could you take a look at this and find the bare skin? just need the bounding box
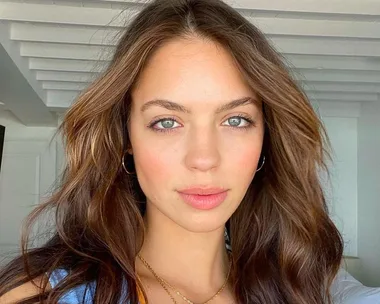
[0,276,50,304]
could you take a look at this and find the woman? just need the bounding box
[0,0,344,303]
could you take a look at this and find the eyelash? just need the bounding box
[148,114,256,133]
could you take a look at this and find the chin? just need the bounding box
[175,213,228,234]
[180,223,225,234]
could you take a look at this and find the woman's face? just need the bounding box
[129,37,264,233]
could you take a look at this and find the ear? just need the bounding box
[127,147,133,155]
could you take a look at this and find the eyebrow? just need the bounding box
[140,96,258,114]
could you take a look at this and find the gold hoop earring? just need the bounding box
[256,156,265,172]
[121,151,135,175]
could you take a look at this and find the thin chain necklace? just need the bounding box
[138,253,178,303]
[137,253,232,304]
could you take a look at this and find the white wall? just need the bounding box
[323,116,358,257]
[357,101,380,287]
[0,110,58,265]
[317,101,360,258]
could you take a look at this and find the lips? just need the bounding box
[177,187,227,195]
[177,187,228,210]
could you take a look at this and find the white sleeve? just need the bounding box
[330,268,380,303]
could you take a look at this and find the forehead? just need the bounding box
[131,37,256,106]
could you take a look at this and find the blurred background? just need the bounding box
[0,0,379,287]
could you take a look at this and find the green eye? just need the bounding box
[228,117,243,127]
[160,119,176,128]
[149,118,181,132]
[148,115,255,134]
[222,116,253,128]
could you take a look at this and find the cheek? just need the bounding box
[227,143,262,180]
[133,146,178,188]
[129,119,179,188]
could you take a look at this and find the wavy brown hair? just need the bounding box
[0,0,343,303]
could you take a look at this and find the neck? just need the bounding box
[137,202,230,294]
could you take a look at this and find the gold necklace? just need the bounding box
[160,257,232,304]
[137,253,232,304]
[138,255,178,303]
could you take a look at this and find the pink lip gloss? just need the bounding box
[178,191,228,210]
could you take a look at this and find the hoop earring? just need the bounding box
[256,155,265,172]
[121,151,135,175]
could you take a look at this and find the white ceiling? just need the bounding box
[0,0,379,125]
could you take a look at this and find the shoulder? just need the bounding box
[0,269,96,304]
[48,269,95,303]
[49,269,130,303]
[331,268,380,304]
[0,275,48,304]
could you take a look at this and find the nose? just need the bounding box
[184,127,221,172]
